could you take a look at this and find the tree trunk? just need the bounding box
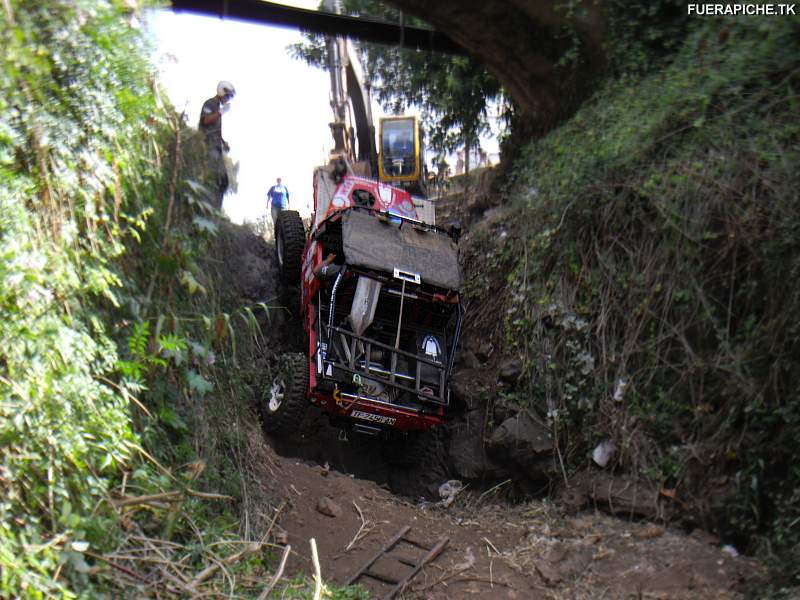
[464,137,470,178]
[385,0,609,125]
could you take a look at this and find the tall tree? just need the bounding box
[290,0,508,160]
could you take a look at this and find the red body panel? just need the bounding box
[318,174,419,222]
[300,174,449,433]
[309,391,443,431]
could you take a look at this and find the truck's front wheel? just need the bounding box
[260,353,309,436]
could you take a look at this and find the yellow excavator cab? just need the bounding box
[378,116,422,185]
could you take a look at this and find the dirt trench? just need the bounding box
[215,219,764,599]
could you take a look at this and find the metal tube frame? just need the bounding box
[326,324,448,405]
[314,256,465,408]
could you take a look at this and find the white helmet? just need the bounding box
[216,80,235,98]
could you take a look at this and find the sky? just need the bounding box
[146,2,333,224]
[146,2,502,225]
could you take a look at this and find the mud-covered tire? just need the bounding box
[275,210,305,284]
[260,353,310,436]
[383,428,438,467]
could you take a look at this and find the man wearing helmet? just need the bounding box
[199,81,236,208]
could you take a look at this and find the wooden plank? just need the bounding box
[363,570,400,585]
[363,556,409,585]
[382,537,449,600]
[344,526,410,586]
[400,536,432,552]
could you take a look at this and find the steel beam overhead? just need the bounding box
[171,0,467,55]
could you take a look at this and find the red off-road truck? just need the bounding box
[261,162,463,464]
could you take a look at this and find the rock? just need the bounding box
[486,411,553,478]
[457,350,482,371]
[557,471,660,519]
[448,431,510,480]
[586,473,659,519]
[559,485,589,514]
[534,560,563,585]
[545,543,569,564]
[315,496,342,518]
[492,398,520,423]
[497,358,523,385]
[591,439,617,468]
[635,523,665,540]
[566,516,595,534]
[591,547,614,561]
[689,529,721,545]
[274,530,289,545]
[450,370,482,411]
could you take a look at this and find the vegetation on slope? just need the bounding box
[463,14,799,590]
[3,0,796,596]
[0,1,290,596]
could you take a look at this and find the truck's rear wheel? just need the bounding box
[260,353,309,436]
[275,210,305,284]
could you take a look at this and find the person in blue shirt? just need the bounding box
[267,177,290,227]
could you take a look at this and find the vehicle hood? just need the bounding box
[341,209,461,290]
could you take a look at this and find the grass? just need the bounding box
[0,1,295,595]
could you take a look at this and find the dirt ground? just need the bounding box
[264,445,762,600]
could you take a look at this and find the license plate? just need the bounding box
[350,410,396,426]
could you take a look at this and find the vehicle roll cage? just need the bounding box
[316,268,464,408]
[326,324,450,405]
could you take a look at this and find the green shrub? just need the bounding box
[480,15,799,586]
[0,1,276,595]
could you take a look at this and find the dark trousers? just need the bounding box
[207,143,228,210]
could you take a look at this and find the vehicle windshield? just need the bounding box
[380,118,416,177]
